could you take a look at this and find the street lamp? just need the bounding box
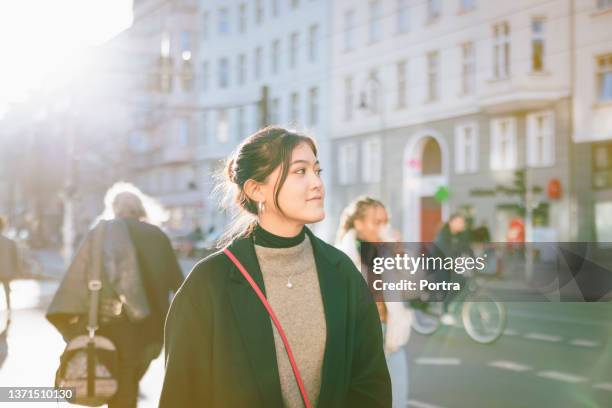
[56,96,78,265]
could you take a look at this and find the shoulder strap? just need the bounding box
[87,221,106,338]
[223,248,312,408]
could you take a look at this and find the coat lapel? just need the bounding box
[305,227,346,407]
[226,235,284,407]
[226,228,346,407]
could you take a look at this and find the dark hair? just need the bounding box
[215,125,318,247]
[448,212,464,222]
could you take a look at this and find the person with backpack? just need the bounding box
[47,183,184,407]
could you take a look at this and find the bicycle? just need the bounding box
[410,272,507,344]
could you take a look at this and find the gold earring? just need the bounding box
[258,201,265,213]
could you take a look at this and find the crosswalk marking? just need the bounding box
[569,339,599,348]
[489,360,532,372]
[408,400,444,408]
[537,371,588,384]
[415,357,461,366]
[593,383,612,392]
[524,332,562,342]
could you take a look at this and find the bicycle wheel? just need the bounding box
[461,292,506,344]
[411,303,441,335]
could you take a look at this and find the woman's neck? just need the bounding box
[253,223,305,248]
[258,216,304,237]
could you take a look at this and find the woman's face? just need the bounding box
[354,205,388,242]
[262,142,325,225]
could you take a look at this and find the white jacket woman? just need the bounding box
[336,228,413,353]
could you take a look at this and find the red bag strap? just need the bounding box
[223,248,312,408]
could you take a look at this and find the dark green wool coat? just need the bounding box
[159,227,392,408]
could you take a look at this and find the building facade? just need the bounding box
[571,0,612,242]
[124,0,204,236]
[196,0,334,239]
[329,0,602,243]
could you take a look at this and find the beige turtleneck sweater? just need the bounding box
[254,234,327,407]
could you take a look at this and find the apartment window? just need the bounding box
[397,60,408,108]
[345,76,353,120]
[254,47,263,80]
[181,60,194,92]
[461,42,475,95]
[597,54,612,102]
[160,31,171,58]
[218,58,229,88]
[179,32,193,92]
[362,138,381,183]
[369,0,383,43]
[493,22,510,79]
[598,0,612,10]
[595,201,612,242]
[218,7,230,35]
[338,142,358,185]
[289,32,299,68]
[344,10,356,51]
[397,0,410,33]
[217,109,229,143]
[367,70,380,113]
[308,87,319,126]
[290,91,300,124]
[180,31,191,60]
[202,11,210,41]
[527,111,555,167]
[490,117,517,170]
[272,0,280,17]
[201,111,209,146]
[177,118,191,147]
[531,18,545,72]
[159,33,172,92]
[427,0,441,22]
[236,107,245,140]
[427,51,440,101]
[255,0,264,25]
[593,142,612,189]
[271,39,280,74]
[270,97,280,124]
[461,0,476,12]
[201,61,209,91]
[239,3,247,33]
[308,24,319,63]
[237,54,246,85]
[454,122,479,174]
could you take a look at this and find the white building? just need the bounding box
[329,0,601,242]
[572,0,612,241]
[196,0,334,239]
[123,0,204,235]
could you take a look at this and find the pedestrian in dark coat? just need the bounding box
[47,184,184,408]
[160,126,391,408]
[431,213,473,322]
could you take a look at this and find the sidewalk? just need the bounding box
[0,306,165,407]
[0,249,199,407]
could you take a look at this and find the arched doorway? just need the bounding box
[402,132,449,242]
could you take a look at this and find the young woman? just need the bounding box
[336,197,413,408]
[159,126,391,408]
